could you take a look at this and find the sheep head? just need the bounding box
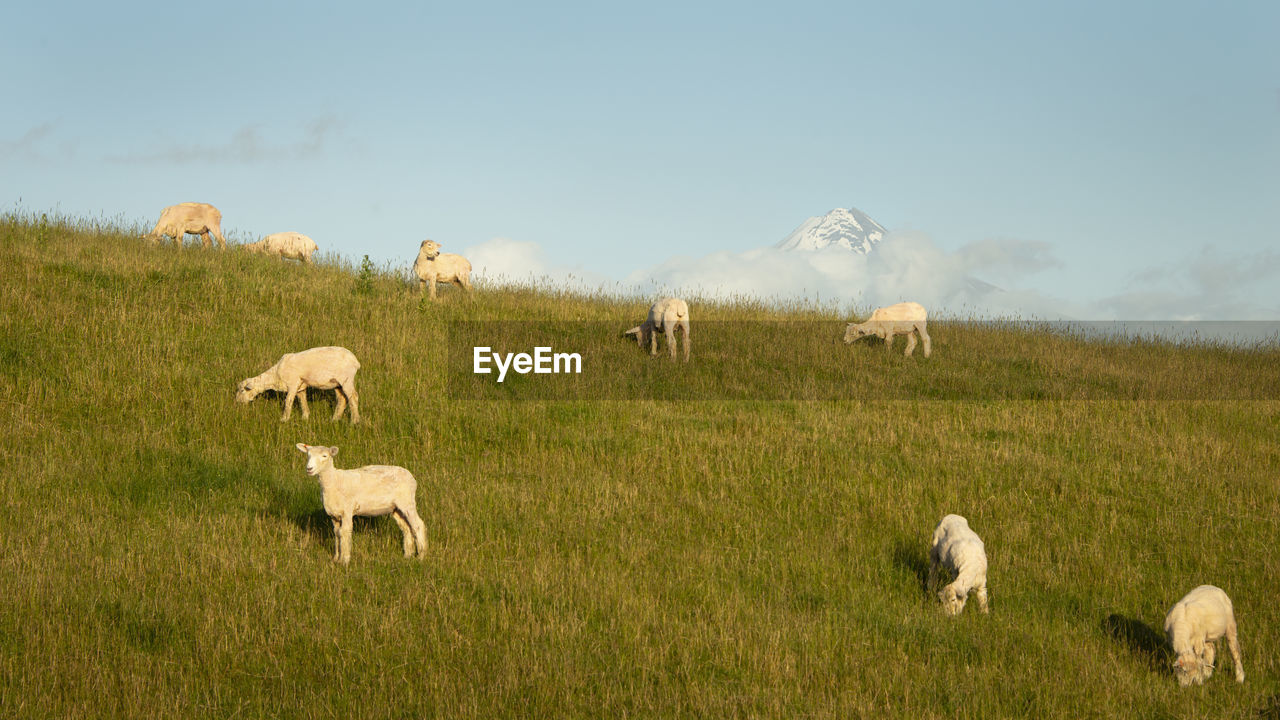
[940,585,967,616]
[1172,654,1205,686]
[843,322,869,344]
[624,323,654,349]
[296,443,339,476]
[235,373,274,404]
[418,239,442,261]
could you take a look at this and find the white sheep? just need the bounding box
[295,444,427,564]
[624,297,691,361]
[1164,584,1244,686]
[927,514,989,616]
[843,301,932,357]
[245,231,318,263]
[413,239,473,299]
[236,346,361,423]
[144,202,227,249]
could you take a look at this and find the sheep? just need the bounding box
[295,444,427,564]
[236,346,361,423]
[245,231,318,263]
[1164,584,1244,686]
[143,202,227,249]
[843,301,931,357]
[624,297,691,361]
[413,239,473,299]
[927,514,989,616]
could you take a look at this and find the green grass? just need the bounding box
[1,212,1278,718]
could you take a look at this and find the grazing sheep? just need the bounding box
[143,202,227,249]
[1164,585,1244,686]
[413,239,473,299]
[245,231,318,263]
[927,514,989,616]
[236,346,361,423]
[624,297,691,361]
[843,301,931,357]
[295,444,427,564]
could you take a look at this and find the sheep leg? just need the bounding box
[667,326,677,361]
[1226,619,1245,682]
[459,275,473,295]
[918,324,932,358]
[403,508,427,558]
[975,584,989,613]
[345,382,360,424]
[429,274,439,300]
[331,389,348,422]
[338,512,353,564]
[904,331,917,357]
[296,389,311,419]
[681,325,690,362]
[391,512,415,557]
[330,517,342,561]
[649,326,659,356]
[333,379,360,424]
[282,387,299,421]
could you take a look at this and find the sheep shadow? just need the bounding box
[286,508,390,544]
[1102,613,1172,674]
[249,388,345,419]
[268,483,390,556]
[891,538,932,597]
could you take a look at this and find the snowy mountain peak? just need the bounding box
[776,207,888,253]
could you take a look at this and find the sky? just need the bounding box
[3,0,1277,318]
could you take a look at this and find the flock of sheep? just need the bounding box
[152,201,1242,689]
[143,202,474,297]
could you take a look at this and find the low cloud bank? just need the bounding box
[623,231,1079,318]
[463,237,613,291]
[464,232,1278,320]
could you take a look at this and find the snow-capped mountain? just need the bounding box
[776,207,887,253]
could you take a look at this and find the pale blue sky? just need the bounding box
[3,1,1277,317]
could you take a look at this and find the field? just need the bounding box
[1,212,1278,719]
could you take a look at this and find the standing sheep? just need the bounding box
[236,346,361,423]
[295,444,427,564]
[624,297,691,362]
[1164,585,1244,686]
[143,202,227,249]
[843,301,932,357]
[927,514,989,616]
[245,232,318,263]
[413,239,473,299]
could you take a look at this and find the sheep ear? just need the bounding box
[295,443,309,453]
[329,446,339,456]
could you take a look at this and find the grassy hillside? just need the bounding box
[1,212,1278,719]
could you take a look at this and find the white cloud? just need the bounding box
[462,237,613,290]
[625,231,1078,318]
